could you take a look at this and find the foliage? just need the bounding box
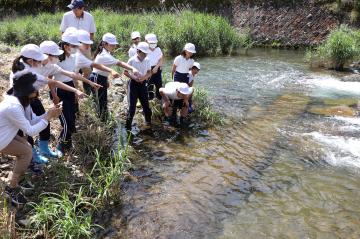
[0,9,251,56]
[306,25,360,70]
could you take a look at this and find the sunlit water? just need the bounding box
[108,49,360,239]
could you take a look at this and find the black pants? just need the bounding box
[57,81,76,145]
[174,71,190,84]
[127,80,152,125]
[30,98,50,141]
[89,72,108,120]
[148,67,162,100]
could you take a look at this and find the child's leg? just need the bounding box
[138,83,152,124]
[96,75,108,121]
[155,68,163,100]
[126,80,139,130]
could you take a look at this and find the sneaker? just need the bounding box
[4,186,27,205]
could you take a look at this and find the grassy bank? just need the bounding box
[306,25,360,70]
[0,9,251,57]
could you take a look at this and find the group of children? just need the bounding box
[0,27,201,205]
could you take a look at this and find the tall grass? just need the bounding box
[193,88,224,126]
[29,188,97,239]
[0,9,251,56]
[306,25,360,70]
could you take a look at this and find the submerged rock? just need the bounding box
[322,98,358,106]
[308,105,357,117]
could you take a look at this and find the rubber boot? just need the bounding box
[39,140,60,158]
[32,148,49,164]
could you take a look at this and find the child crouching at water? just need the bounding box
[124,42,152,132]
[159,82,194,126]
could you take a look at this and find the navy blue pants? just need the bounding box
[127,80,152,126]
[148,66,162,100]
[31,98,50,141]
[89,73,108,120]
[57,81,76,145]
[174,71,190,84]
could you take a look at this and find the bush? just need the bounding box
[0,9,251,56]
[306,25,360,70]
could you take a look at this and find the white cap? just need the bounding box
[77,29,93,45]
[20,44,48,61]
[64,27,78,34]
[193,62,201,70]
[145,33,158,43]
[131,31,141,40]
[102,33,118,45]
[40,41,64,56]
[184,43,196,54]
[178,83,194,95]
[62,30,80,46]
[137,42,151,54]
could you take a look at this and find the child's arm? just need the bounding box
[124,69,140,82]
[48,78,87,99]
[139,70,152,82]
[91,63,120,78]
[60,69,102,90]
[153,56,164,74]
[117,61,139,75]
[171,64,177,80]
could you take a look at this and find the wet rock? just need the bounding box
[341,74,360,82]
[113,78,124,87]
[322,98,358,106]
[308,105,357,117]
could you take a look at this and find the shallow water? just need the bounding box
[110,49,360,239]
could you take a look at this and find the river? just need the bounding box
[109,49,360,239]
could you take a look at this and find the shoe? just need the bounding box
[32,148,49,164]
[140,122,152,131]
[56,143,65,158]
[4,186,27,205]
[39,140,59,158]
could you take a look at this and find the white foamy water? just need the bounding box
[307,76,360,98]
[307,132,360,168]
[333,116,360,126]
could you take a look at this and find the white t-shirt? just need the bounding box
[127,55,151,78]
[147,47,163,67]
[32,63,63,78]
[0,95,48,150]
[188,71,195,84]
[9,62,48,90]
[93,49,119,77]
[162,82,192,100]
[55,54,76,83]
[128,45,137,59]
[60,11,96,33]
[173,55,194,74]
[75,51,93,72]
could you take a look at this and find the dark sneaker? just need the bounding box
[4,186,27,205]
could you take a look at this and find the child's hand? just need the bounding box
[91,82,102,90]
[52,95,60,105]
[152,66,159,74]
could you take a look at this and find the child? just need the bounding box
[42,36,101,155]
[159,82,194,126]
[1,72,62,205]
[187,62,200,113]
[145,33,163,100]
[171,43,196,84]
[128,31,141,59]
[91,33,140,120]
[124,42,152,131]
[10,43,87,163]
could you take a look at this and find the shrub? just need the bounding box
[0,9,250,57]
[306,25,360,71]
